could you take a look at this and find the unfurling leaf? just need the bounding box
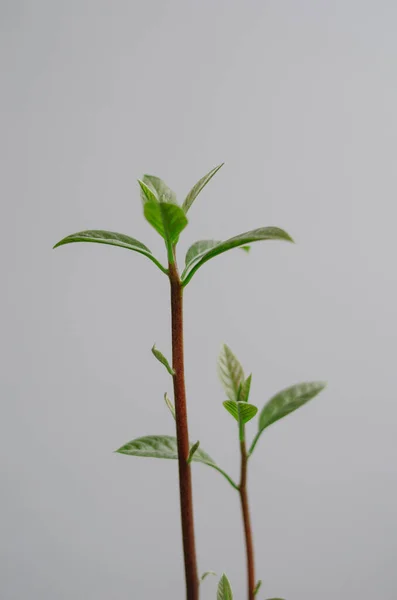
[182,163,224,214]
[116,435,238,489]
[217,574,233,600]
[187,440,200,464]
[253,579,262,595]
[223,401,258,424]
[200,571,217,583]
[181,226,294,285]
[164,392,175,420]
[143,199,188,245]
[138,179,188,249]
[249,381,327,455]
[141,174,177,205]
[218,344,245,402]
[239,374,252,403]
[53,230,167,274]
[151,345,174,376]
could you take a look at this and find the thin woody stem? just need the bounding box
[239,436,256,600]
[169,258,199,600]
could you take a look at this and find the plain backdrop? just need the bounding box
[1,1,397,599]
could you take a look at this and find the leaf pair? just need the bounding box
[54,164,294,285]
[136,165,227,259]
[52,165,222,272]
[218,345,326,452]
[219,345,257,437]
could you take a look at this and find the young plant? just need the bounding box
[53,164,296,599]
[218,345,326,600]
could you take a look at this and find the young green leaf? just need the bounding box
[138,179,188,250]
[185,240,221,270]
[240,245,251,253]
[218,344,245,402]
[53,230,167,274]
[116,435,238,489]
[181,226,294,285]
[164,392,176,420]
[143,200,188,245]
[239,374,252,403]
[253,579,262,595]
[200,571,216,583]
[182,163,224,214]
[184,240,251,275]
[151,345,175,376]
[217,574,233,600]
[187,440,200,464]
[223,401,258,424]
[141,174,177,205]
[249,381,327,455]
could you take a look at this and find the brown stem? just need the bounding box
[239,439,255,600]
[169,259,199,600]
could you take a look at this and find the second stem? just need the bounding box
[239,437,256,600]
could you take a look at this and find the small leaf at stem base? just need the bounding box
[200,571,216,583]
[164,392,176,420]
[151,345,175,376]
[217,573,233,600]
[187,440,200,464]
[253,579,262,595]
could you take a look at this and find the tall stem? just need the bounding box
[239,438,255,600]
[169,259,199,600]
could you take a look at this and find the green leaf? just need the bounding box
[138,178,188,250]
[181,226,294,285]
[53,230,167,274]
[217,574,233,600]
[218,344,245,402]
[187,440,200,464]
[223,401,258,424]
[141,174,177,205]
[143,200,188,245]
[240,245,251,253]
[239,374,252,403]
[200,571,217,583]
[249,381,327,455]
[116,435,238,489]
[151,345,174,376]
[182,163,224,213]
[164,392,175,420]
[253,580,262,595]
[185,240,221,271]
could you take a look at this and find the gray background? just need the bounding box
[1,1,396,599]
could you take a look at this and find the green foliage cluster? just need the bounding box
[54,164,326,599]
